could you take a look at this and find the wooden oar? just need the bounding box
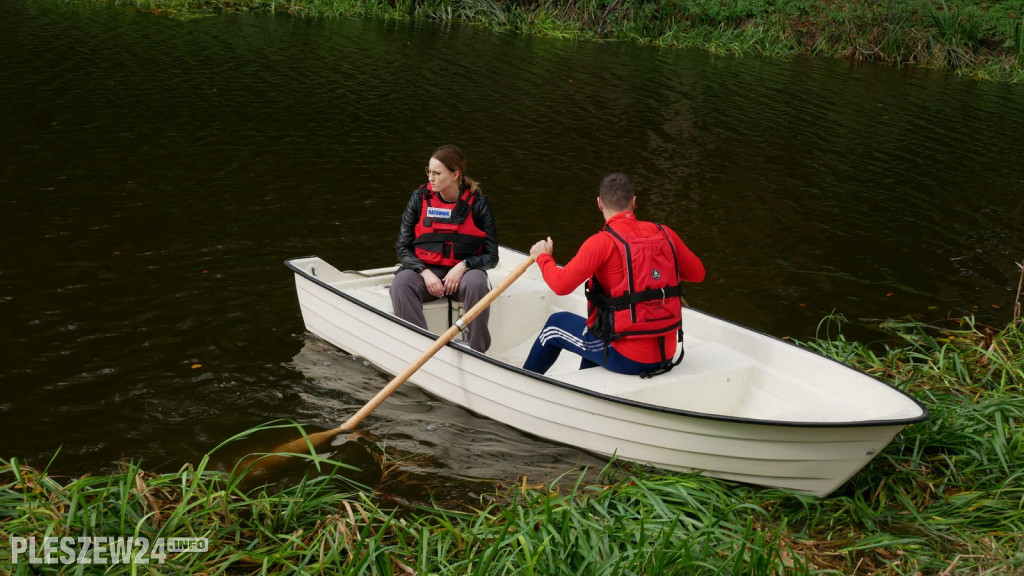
[245,254,537,473]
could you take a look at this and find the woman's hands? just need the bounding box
[421,261,469,298]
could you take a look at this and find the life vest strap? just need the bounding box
[639,329,685,379]
[586,284,685,309]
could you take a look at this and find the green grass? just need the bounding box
[2,315,1023,574]
[101,0,1024,83]
[789,314,1024,573]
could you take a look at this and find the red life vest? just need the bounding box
[412,184,488,268]
[585,221,684,346]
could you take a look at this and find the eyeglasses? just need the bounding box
[425,167,449,179]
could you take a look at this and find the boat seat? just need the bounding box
[625,340,755,415]
[552,338,756,417]
[421,297,466,339]
[338,275,468,343]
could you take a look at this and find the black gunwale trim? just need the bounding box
[284,253,929,429]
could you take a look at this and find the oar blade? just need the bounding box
[238,426,355,476]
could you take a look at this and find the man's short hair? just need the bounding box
[599,173,635,212]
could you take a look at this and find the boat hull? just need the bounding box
[286,249,926,496]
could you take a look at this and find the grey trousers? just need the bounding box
[390,267,492,352]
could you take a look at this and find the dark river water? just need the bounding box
[2,0,1023,502]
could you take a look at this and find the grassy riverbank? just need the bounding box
[105,0,1024,82]
[2,315,1022,574]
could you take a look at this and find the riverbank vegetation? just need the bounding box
[104,0,1024,82]
[2,312,1022,574]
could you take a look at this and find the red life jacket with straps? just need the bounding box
[585,220,685,375]
[412,184,488,268]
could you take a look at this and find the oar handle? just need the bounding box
[333,254,537,433]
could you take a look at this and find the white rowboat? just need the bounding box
[286,247,927,496]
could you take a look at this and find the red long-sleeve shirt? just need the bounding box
[536,211,705,363]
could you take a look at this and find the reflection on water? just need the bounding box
[278,336,606,503]
[0,0,1022,497]
[292,334,602,477]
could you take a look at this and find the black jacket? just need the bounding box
[395,185,499,273]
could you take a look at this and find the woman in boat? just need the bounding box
[390,145,499,353]
[524,173,705,376]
